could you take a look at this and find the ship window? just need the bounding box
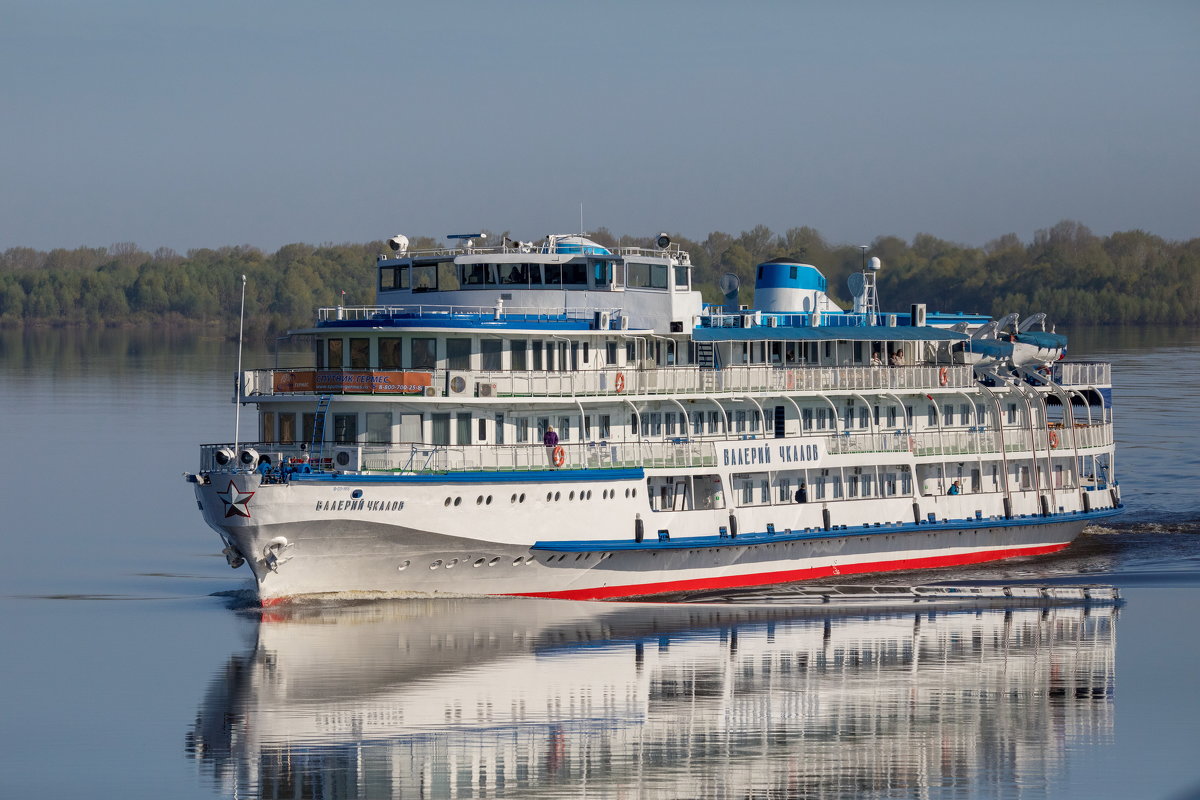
[315,339,324,369]
[599,414,611,439]
[478,417,487,441]
[692,412,704,436]
[544,263,562,285]
[802,408,813,430]
[333,414,358,444]
[943,404,955,425]
[789,266,797,279]
[847,475,858,498]
[261,411,275,443]
[815,408,828,430]
[447,338,471,370]
[862,474,873,496]
[1007,403,1018,424]
[511,340,527,370]
[456,413,471,445]
[302,413,315,443]
[350,338,369,369]
[858,408,868,428]
[397,266,409,289]
[735,410,747,433]
[411,338,436,370]
[438,262,460,291]
[411,264,437,292]
[431,414,450,446]
[665,413,677,436]
[278,413,296,445]
[674,265,689,289]
[532,341,544,370]
[627,262,650,287]
[927,405,938,426]
[593,260,613,286]
[366,412,392,443]
[328,339,344,369]
[559,416,572,440]
[960,403,970,424]
[498,263,528,285]
[831,476,843,499]
[562,262,587,285]
[379,338,401,369]
[481,340,502,371]
[379,267,397,291]
[460,263,487,285]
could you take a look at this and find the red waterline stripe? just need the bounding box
[505,542,1071,601]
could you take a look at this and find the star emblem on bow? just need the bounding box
[217,481,255,519]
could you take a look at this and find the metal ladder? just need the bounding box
[310,395,331,467]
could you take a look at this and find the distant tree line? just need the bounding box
[1,221,1196,334]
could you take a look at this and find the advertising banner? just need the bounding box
[315,370,432,394]
[273,371,316,392]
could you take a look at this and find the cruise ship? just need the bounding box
[186,231,1122,603]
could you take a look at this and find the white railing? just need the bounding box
[247,364,978,399]
[1055,362,1111,387]
[377,243,688,260]
[316,304,617,324]
[199,423,1113,476]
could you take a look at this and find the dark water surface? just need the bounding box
[1,326,1198,799]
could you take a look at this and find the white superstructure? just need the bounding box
[186,232,1121,604]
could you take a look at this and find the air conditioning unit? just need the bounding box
[448,373,469,394]
[619,315,630,330]
[477,382,497,397]
[741,314,755,328]
[886,314,897,327]
[594,311,611,330]
[333,446,362,471]
[911,303,927,327]
[424,386,437,397]
[765,316,778,327]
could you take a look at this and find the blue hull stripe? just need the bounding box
[290,468,644,484]
[531,505,1124,552]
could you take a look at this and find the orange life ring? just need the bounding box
[938,366,949,386]
[614,372,626,392]
[1048,429,1059,449]
[552,445,566,467]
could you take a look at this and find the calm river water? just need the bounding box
[1,326,1198,800]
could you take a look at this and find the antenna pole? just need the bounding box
[233,273,247,466]
[580,202,584,235]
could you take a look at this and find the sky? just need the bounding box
[1,0,1197,254]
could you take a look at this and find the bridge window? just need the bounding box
[498,263,528,285]
[327,339,344,369]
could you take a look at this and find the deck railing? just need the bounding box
[244,364,980,400]
[200,423,1113,475]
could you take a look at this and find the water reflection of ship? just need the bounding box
[188,598,1117,799]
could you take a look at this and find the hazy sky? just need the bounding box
[2,1,1197,254]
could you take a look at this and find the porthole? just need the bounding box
[575,554,584,561]
[512,557,524,566]
[398,560,410,571]
[625,488,630,498]
[524,556,535,564]
[453,497,462,506]
[488,557,500,566]
[546,492,553,502]
[519,493,526,503]
[473,558,486,567]
[569,491,576,501]
[476,495,484,505]
[430,560,443,569]
[632,488,637,498]
[446,558,458,568]
[554,491,561,501]
[486,495,493,505]
[444,497,452,507]
[351,489,363,499]
[511,493,518,504]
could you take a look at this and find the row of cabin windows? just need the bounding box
[262,401,1029,446]
[379,261,690,293]
[317,336,680,372]
[319,337,603,372]
[735,469,914,506]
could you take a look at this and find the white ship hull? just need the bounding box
[196,470,1120,604]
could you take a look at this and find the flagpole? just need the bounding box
[233,274,247,467]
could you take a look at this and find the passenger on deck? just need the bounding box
[948,480,961,495]
[795,482,808,503]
